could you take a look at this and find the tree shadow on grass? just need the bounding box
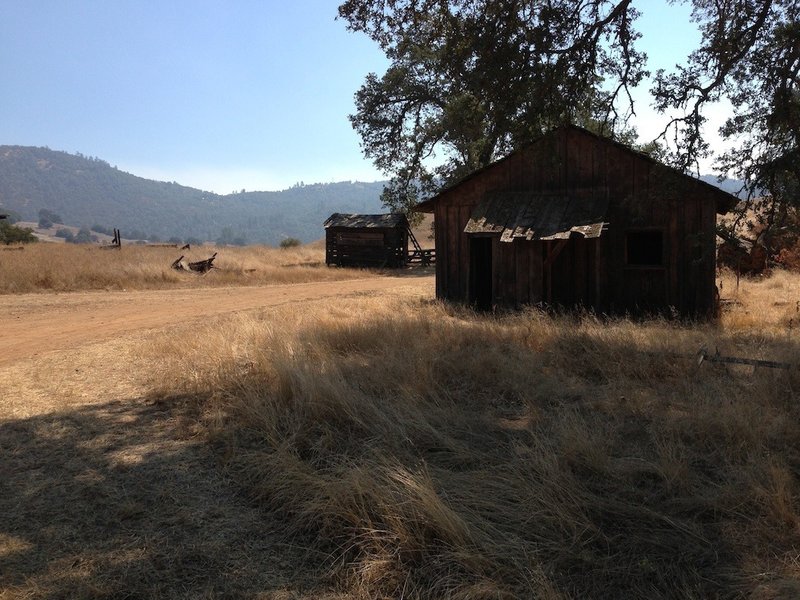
[255,309,800,598]
[0,397,334,599]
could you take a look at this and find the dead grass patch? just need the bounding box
[136,272,800,598]
[4,269,799,598]
[0,241,375,294]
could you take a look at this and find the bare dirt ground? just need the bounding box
[0,274,434,599]
[0,275,433,368]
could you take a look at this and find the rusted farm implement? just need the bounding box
[171,252,217,274]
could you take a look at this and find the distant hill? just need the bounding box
[0,145,386,244]
[0,145,746,245]
[699,175,748,198]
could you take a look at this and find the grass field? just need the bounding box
[2,253,799,598]
[0,241,374,294]
[140,269,800,599]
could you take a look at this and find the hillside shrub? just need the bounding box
[69,227,97,244]
[279,237,301,249]
[54,228,74,241]
[0,221,37,244]
[38,208,62,228]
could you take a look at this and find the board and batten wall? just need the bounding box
[427,127,721,317]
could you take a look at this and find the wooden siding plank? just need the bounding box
[435,206,447,298]
[684,196,699,313]
[669,194,680,309]
[595,235,608,312]
[447,205,460,301]
[516,242,530,305]
[605,145,628,311]
[701,195,717,316]
[491,236,501,305]
[458,204,472,301]
[530,241,543,302]
[574,237,587,304]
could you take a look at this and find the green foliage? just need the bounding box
[338,0,647,212]
[651,1,798,230]
[70,227,97,244]
[38,208,62,228]
[0,221,37,244]
[1,210,21,224]
[279,237,301,249]
[54,228,74,241]
[216,226,247,247]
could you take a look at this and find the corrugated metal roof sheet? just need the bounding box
[324,213,408,229]
[464,192,608,242]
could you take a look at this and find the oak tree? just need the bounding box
[338,0,647,212]
[342,0,798,239]
[652,0,799,239]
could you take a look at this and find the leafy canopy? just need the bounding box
[341,0,798,230]
[652,0,799,235]
[338,0,647,213]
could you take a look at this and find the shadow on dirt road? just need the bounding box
[0,397,335,599]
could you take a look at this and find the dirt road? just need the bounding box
[0,275,434,367]
[1,274,435,598]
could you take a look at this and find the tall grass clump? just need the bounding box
[150,280,800,599]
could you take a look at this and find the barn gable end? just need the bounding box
[415,125,737,317]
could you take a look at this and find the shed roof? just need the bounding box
[324,213,408,229]
[415,125,738,215]
[465,192,607,242]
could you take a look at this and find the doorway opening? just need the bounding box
[470,237,493,310]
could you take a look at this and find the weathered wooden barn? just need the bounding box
[324,213,409,268]
[415,125,738,317]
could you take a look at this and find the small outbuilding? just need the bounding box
[415,125,738,317]
[324,213,409,268]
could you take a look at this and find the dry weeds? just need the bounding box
[135,269,800,599]
[3,269,800,599]
[0,241,374,294]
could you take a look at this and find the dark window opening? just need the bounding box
[469,237,493,310]
[626,231,663,266]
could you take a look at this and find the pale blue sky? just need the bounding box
[1,1,721,193]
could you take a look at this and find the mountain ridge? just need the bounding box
[0,145,386,244]
[0,145,745,245]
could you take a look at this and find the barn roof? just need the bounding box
[415,124,738,215]
[465,192,607,242]
[324,213,408,229]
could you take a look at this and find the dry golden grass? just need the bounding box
[0,240,374,294]
[126,269,800,599]
[3,268,799,598]
[719,268,800,332]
